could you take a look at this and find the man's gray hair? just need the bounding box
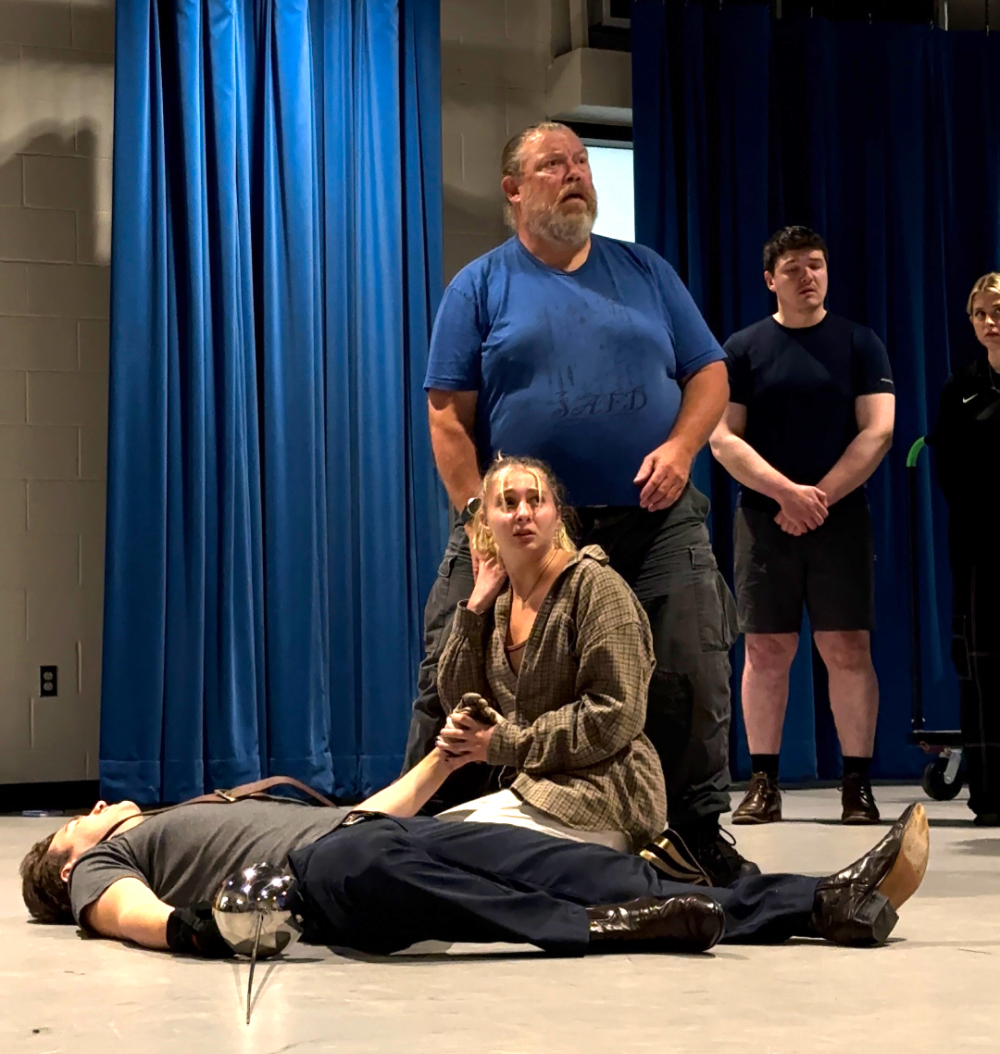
[500,121,574,229]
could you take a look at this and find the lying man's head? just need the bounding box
[21,800,141,923]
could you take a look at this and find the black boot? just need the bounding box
[841,773,880,825]
[668,818,761,887]
[587,895,725,952]
[812,803,930,946]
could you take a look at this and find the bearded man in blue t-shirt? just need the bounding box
[400,121,755,886]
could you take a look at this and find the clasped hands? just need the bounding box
[774,482,830,536]
[436,710,497,765]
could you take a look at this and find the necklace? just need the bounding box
[507,550,561,655]
[511,549,559,608]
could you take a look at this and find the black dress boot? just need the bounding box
[841,773,881,825]
[669,818,761,887]
[587,895,725,953]
[812,803,930,946]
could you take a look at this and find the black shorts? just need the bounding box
[734,499,875,635]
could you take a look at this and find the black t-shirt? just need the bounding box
[724,313,894,513]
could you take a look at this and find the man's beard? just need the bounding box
[523,192,598,248]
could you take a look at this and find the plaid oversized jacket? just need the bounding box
[438,545,667,849]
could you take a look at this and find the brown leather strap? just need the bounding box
[217,779,337,809]
[98,776,339,844]
[210,775,338,808]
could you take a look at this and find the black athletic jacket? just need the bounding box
[931,356,1000,549]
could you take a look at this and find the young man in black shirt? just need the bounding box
[710,227,895,825]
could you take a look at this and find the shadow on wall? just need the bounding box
[0,120,110,317]
[0,0,114,195]
[0,0,114,47]
[440,34,551,268]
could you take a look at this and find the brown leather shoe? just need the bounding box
[841,773,881,824]
[587,894,725,952]
[812,802,930,946]
[733,773,782,825]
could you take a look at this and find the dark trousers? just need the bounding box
[950,545,1000,816]
[401,484,738,826]
[288,816,817,954]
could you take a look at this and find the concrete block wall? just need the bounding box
[441,0,558,282]
[0,0,113,785]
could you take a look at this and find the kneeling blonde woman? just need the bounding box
[435,454,666,852]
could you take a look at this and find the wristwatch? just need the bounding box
[460,496,482,525]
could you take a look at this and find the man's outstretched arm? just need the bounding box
[354,747,464,817]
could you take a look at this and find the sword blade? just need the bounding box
[246,914,263,1026]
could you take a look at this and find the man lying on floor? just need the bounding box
[20,745,929,958]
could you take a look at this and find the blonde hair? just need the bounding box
[471,455,577,560]
[967,272,1000,316]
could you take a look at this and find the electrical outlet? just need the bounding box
[40,666,57,698]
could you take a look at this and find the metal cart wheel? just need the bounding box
[921,749,964,801]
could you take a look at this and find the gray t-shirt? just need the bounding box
[69,800,347,926]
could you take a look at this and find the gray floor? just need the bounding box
[2,787,998,1054]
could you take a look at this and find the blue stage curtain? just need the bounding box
[102,0,447,804]
[632,2,1000,781]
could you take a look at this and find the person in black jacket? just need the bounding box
[933,272,1000,825]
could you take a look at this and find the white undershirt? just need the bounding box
[436,789,629,853]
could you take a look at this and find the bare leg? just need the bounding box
[813,630,879,757]
[742,633,799,754]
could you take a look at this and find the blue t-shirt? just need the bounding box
[424,236,725,506]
